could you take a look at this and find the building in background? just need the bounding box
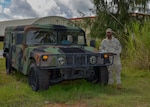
[70,16,95,43]
[0,18,38,41]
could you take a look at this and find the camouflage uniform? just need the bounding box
[100,35,122,85]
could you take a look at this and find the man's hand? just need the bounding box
[108,53,117,56]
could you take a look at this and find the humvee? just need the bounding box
[3,20,113,91]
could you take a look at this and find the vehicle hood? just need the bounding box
[29,45,99,55]
[26,45,99,64]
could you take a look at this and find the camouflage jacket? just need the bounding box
[99,36,122,61]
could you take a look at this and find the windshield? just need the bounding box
[26,29,85,45]
[26,30,56,45]
[58,30,85,45]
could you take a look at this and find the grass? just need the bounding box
[0,42,3,49]
[0,57,150,107]
[125,20,150,70]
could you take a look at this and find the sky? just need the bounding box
[0,0,95,21]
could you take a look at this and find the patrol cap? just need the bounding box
[106,28,112,33]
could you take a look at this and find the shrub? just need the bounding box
[125,19,150,70]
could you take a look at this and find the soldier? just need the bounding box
[99,28,122,89]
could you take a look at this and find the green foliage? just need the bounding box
[0,58,5,71]
[90,0,150,40]
[95,39,101,49]
[0,42,3,49]
[124,19,150,70]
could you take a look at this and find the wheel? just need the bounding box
[29,63,50,91]
[6,53,12,74]
[99,66,108,85]
[86,68,99,83]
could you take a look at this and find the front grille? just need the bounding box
[66,54,86,66]
[39,53,114,69]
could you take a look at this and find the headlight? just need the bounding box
[58,57,65,65]
[89,56,97,64]
[42,55,49,61]
[103,54,109,58]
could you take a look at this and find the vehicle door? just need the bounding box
[11,31,24,71]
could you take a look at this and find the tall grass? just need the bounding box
[1,62,150,107]
[0,42,3,49]
[124,20,150,70]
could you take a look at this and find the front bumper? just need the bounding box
[37,53,114,69]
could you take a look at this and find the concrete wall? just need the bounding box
[0,18,38,37]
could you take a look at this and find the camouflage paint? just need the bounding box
[3,24,112,75]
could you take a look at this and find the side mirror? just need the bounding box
[90,40,96,48]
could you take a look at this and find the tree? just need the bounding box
[90,0,150,39]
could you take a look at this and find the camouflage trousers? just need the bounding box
[107,56,122,85]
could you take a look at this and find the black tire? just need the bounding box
[99,66,108,85]
[86,68,99,83]
[6,54,12,74]
[29,63,50,91]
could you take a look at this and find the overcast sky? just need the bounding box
[0,0,95,21]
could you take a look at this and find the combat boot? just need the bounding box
[116,84,122,89]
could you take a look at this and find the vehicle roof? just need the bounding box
[5,24,84,32]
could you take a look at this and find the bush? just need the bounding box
[124,19,150,70]
[0,42,3,49]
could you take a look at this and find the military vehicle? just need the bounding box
[3,17,114,91]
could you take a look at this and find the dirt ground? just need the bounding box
[44,102,88,107]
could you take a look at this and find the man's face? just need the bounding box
[106,32,112,40]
